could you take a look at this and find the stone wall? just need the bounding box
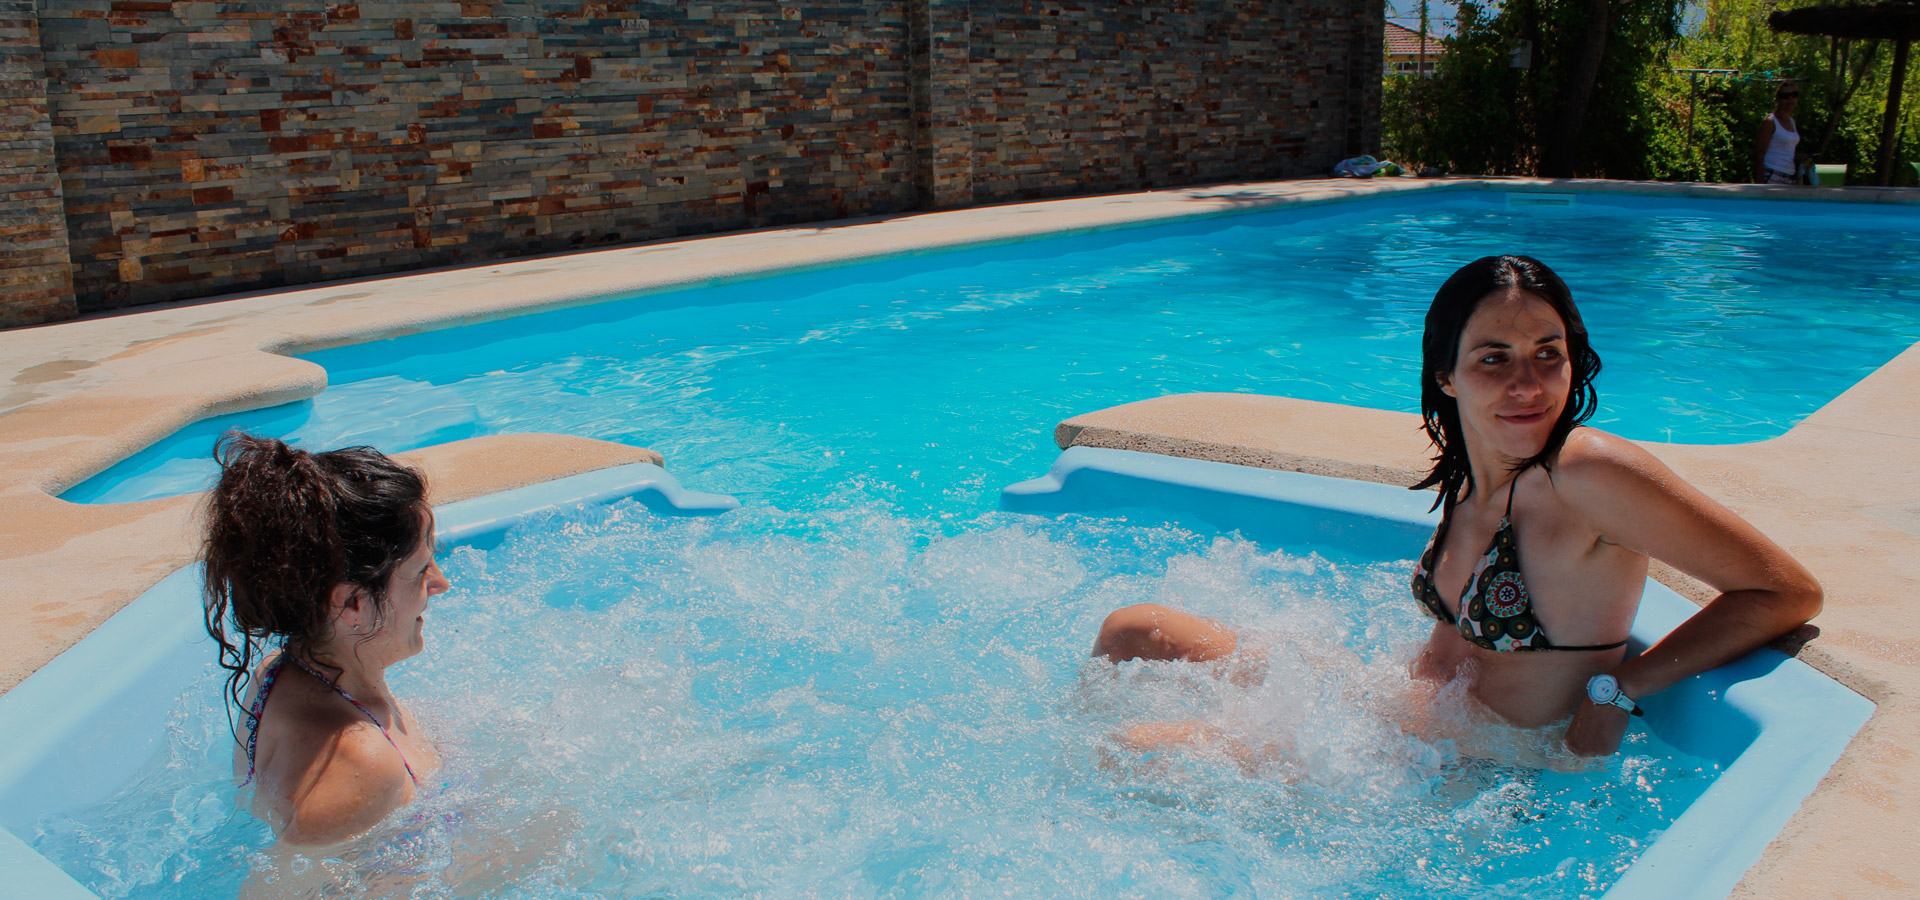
[0,0,77,327]
[34,0,918,313]
[951,0,1381,204]
[2,0,1381,322]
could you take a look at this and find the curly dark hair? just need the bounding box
[200,431,430,744]
[1411,255,1602,513]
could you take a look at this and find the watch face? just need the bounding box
[1588,675,1618,704]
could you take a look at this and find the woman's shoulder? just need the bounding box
[1547,428,1678,499]
[1541,429,1707,551]
[276,721,415,846]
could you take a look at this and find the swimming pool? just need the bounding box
[62,190,1920,509]
[5,186,1894,898]
[2,453,1871,900]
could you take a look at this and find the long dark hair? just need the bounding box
[201,432,429,743]
[1411,255,1602,512]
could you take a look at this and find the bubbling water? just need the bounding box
[33,498,1715,899]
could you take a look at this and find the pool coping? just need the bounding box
[1,175,1917,898]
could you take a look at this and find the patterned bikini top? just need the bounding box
[1410,477,1628,653]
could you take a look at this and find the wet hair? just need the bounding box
[1411,255,1602,512]
[201,432,429,742]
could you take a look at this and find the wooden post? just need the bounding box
[1879,38,1911,187]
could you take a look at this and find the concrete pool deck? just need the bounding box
[1,176,1917,898]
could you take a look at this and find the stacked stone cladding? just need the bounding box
[1,0,77,327]
[33,0,917,312]
[5,0,1381,320]
[959,0,1381,203]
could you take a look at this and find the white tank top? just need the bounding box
[1763,115,1799,173]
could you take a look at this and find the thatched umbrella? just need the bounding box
[1769,2,1920,185]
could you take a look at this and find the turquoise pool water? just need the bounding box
[66,191,1920,510]
[24,188,1898,897]
[28,495,1719,900]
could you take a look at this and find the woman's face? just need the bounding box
[364,526,450,666]
[1438,288,1573,465]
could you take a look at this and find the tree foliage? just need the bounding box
[1383,0,1920,183]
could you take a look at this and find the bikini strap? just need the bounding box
[1504,473,1520,518]
[286,657,424,787]
[239,655,286,788]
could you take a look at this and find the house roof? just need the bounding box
[1385,22,1443,57]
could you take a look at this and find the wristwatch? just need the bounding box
[1586,674,1644,717]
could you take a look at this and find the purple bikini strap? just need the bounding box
[239,655,285,787]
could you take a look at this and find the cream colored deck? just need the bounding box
[3,177,1916,898]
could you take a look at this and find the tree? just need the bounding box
[1647,0,1919,185]
[1541,0,1619,176]
[1383,0,1684,177]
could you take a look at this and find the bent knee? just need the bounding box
[1100,603,1172,635]
[1094,603,1172,653]
[1092,603,1233,663]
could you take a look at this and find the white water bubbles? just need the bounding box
[36,498,1717,899]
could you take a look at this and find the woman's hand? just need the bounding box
[1563,701,1630,757]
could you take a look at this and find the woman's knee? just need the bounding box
[1093,603,1170,657]
[1093,603,1234,663]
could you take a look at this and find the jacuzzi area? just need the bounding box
[0,449,1875,899]
[1,180,1914,899]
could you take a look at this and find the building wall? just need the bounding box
[956,0,1379,203]
[2,0,1381,321]
[0,0,77,327]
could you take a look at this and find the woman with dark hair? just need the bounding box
[1093,255,1821,756]
[1755,81,1804,185]
[203,432,447,845]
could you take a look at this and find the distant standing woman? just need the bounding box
[1755,81,1804,185]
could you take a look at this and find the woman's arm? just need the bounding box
[1553,432,1821,755]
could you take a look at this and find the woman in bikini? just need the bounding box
[203,432,446,846]
[1092,255,1822,756]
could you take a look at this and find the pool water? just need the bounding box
[66,191,1920,510]
[32,189,1897,898]
[29,498,1718,900]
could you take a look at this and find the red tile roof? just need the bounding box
[1385,22,1442,58]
